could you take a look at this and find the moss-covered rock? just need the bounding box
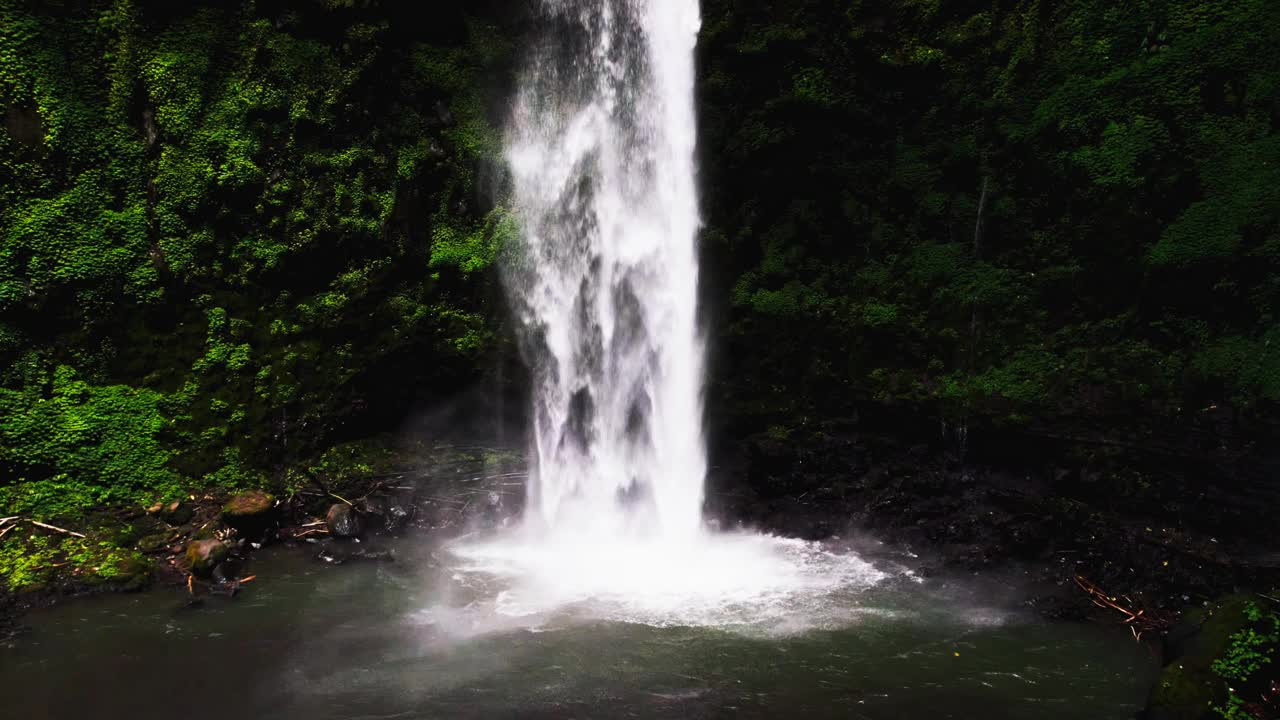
[1147,595,1263,719]
[1148,662,1220,720]
[184,539,228,578]
[110,555,153,592]
[136,533,171,553]
[221,490,276,537]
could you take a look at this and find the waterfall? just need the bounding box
[443,0,887,631]
[504,0,706,540]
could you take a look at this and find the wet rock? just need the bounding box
[185,539,228,577]
[316,546,344,564]
[162,500,194,526]
[221,490,277,538]
[356,495,387,520]
[191,522,223,541]
[384,492,416,533]
[112,556,153,592]
[325,503,363,538]
[1145,594,1259,720]
[211,562,233,584]
[315,544,394,565]
[355,492,416,533]
[136,533,171,553]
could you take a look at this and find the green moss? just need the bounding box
[0,3,516,522]
[0,533,58,591]
[0,365,185,517]
[0,530,153,592]
[308,436,402,490]
[221,489,274,518]
[1150,661,1220,720]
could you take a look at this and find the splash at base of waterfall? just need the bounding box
[477,0,890,635]
[439,530,890,634]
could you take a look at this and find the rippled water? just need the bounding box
[1,535,1157,719]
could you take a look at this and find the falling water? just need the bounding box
[445,0,889,630]
[504,0,706,540]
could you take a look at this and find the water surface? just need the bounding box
[2,537,1157,719]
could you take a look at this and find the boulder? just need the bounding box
[1145,594,1261,720]
[355,492,415,533]
[221,490,277,537]
[162,500,194,526]
[383,493,416,533]
[185,539,228,577]
[112,556,153,592]
[136,533,171,553]
[325,503,363,538]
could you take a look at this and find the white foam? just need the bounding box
[432,530,888,634]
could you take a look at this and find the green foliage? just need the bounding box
[430,207,517,276]
[0,1,517,520]
[1210,601,1280,719]
[0,365,182,517]
[0,532,57,591]
[701,0,1280,431]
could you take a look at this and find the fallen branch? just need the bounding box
[1073,575,1173,642]
[28,519,86,538]
[0,516,19,526]
[0,525,15,540]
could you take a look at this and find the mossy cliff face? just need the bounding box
[0,0,521,519]
[1,0,1279,568]
[698,0,1280,445]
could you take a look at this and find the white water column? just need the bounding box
[504,0,706,540]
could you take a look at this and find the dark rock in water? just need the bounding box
[221,490,277,538]
[383,492,416,533]
[316,547,344,564]
[211,562,232,584]
[325,503,363,538]
[185,539,228,577]
[354,492,416,533]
